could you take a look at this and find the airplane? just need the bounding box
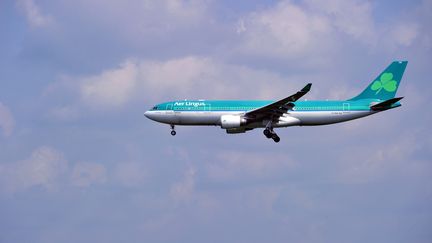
[144,61,407,143]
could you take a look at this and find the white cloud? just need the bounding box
[17,0,53,28]
[114,162,148,187]
[70,162,107,187]
[0,147,111,193]
[237,1,332,58]
[236,0,423,58]
[80,61,139,109]
[170,166,196,203]
[206,150,297,181]
[305,0,375,41]
[55,0,210,45]
[141,56,216,98]
[0,146,67,193]
[70,56,294,110]
[49,105,81,121]
[0,102,14,137]
[163,0,208,19]
[236,19,246,34]
[337,134,420,184]
[390,23,419,46]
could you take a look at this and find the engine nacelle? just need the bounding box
[220,115,246,129]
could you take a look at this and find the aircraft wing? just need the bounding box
[245,83,312,122]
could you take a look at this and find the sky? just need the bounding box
[0,0,431,242]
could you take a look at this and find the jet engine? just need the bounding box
[220,115,246,129]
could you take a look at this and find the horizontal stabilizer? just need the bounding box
[370,97,403,111]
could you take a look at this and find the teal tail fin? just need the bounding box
[349,61,408,101]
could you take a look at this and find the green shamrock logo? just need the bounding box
[371,73,397,94]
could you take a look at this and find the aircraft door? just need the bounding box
[343,103,350,113]
[166,104,174,115]
[205,103,211,111]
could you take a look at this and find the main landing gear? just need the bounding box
[263,121,280,143]
[263,128,280,143]
[170,124,176,136]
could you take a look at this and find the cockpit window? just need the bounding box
[151,106,158,110]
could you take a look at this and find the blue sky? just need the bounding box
[0,0,431,242]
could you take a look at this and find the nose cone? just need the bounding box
[144,110,158,121]
[144,111,153,120]
[144,111,150,118]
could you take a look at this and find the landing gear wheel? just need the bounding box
[263,129,272,138]
[170,124,176,136]
[272,134,280,143]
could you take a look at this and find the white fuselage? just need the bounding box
[144,109,375,128]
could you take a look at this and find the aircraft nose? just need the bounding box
[144,111,150,118]
[144,110,157,121]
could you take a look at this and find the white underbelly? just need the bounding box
[290,110,373,125]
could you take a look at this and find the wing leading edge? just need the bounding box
[245,83,312,122]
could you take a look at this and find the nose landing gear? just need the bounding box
[170,124,176,136]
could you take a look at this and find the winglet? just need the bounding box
[301,83,312,93]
